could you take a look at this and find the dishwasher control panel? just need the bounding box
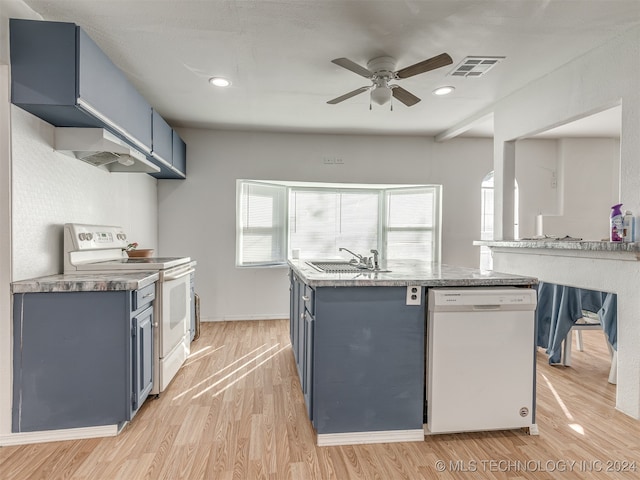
[429,288,537,310]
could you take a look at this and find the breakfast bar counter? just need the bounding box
[288,259,538,446]
[289,259,538,287]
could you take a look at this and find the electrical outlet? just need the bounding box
[406,286,421,305]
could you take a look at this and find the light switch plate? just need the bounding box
[406,286,421,305]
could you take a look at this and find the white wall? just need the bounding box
[158,130,501,320]
[514,137,620,240]
[540,138,620,240]
[515,139,559,238]
[11,107,158,280]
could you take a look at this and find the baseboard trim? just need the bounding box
[0,424,118,446]
[316,428,424,446]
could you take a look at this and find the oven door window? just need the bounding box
[170,282,188,329]
[162,274,190,356]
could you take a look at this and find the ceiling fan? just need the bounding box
[327,53,453,108]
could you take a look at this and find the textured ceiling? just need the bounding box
[17,0,640,137]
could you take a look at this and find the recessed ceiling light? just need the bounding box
[209,77,231,87]
[433,86,455,96]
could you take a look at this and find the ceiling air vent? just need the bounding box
[449,56,505,77]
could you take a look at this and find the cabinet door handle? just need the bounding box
[300,313,304,320]
[302,295,310,301]
[142,293,154,298]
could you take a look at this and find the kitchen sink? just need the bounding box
[306,261,390,273]
[306,261,365,273]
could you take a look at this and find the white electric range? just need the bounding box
[63,223,195,394]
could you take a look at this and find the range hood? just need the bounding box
[54,128,160,173]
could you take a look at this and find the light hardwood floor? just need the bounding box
[2,320,640,479]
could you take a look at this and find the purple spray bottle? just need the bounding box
[610,203,624,242]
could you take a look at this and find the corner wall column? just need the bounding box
[493,139,516,240]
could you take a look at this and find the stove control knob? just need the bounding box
[86,233,93,241]
[78,233,86,241]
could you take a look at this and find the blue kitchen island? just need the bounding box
[288,259,538,446]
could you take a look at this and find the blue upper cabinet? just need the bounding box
[172,130,187,177]
[150,109,186,179]
[10,18,186,178]
[77,28,152,152]
[10,18,151,154]
[151,109,173,165]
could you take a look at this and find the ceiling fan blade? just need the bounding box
[327,86,371,105]
[395,53,453,79]
[331,58,373,78]
[392,86,421,106]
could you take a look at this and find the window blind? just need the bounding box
[289,189,379,259]
[236,181,286,265]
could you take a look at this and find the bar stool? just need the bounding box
[562,310,616,384]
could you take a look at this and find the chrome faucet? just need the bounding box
[339,247,365,265]
[339,247,380,270]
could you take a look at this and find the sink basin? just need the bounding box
[306,261,390,274]
[306,261,365,273]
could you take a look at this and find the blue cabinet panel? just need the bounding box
[288,275,425,434]
[10,19,78,106]
[172,130,187,176]
[12,284,156,433]
[151,109,173,167]
[132,306,154,412]
[12,291,130,432]
[78,28,152,151]
[150,128,186,179]
[312,286,425,434]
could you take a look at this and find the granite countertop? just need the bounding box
[288,259,537,288]
[11,271,160,293]
[473,239,640,252]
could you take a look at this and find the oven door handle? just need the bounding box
[164,268,195,281]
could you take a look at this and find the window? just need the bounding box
[236,181,287,266]
[479,171,518,270]
[236,180,441,266]
[385,188,439,261]
[289,189,379,259]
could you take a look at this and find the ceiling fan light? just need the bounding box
[209,77,231,87]
[371,86,392,105]
[433,86,455,96]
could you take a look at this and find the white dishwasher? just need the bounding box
[426,287,538,435]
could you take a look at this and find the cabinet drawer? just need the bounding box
[133,284,155,311]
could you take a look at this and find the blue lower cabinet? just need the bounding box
[12,286,155,432]
[132,306,154,412]
[288,276,426,436]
